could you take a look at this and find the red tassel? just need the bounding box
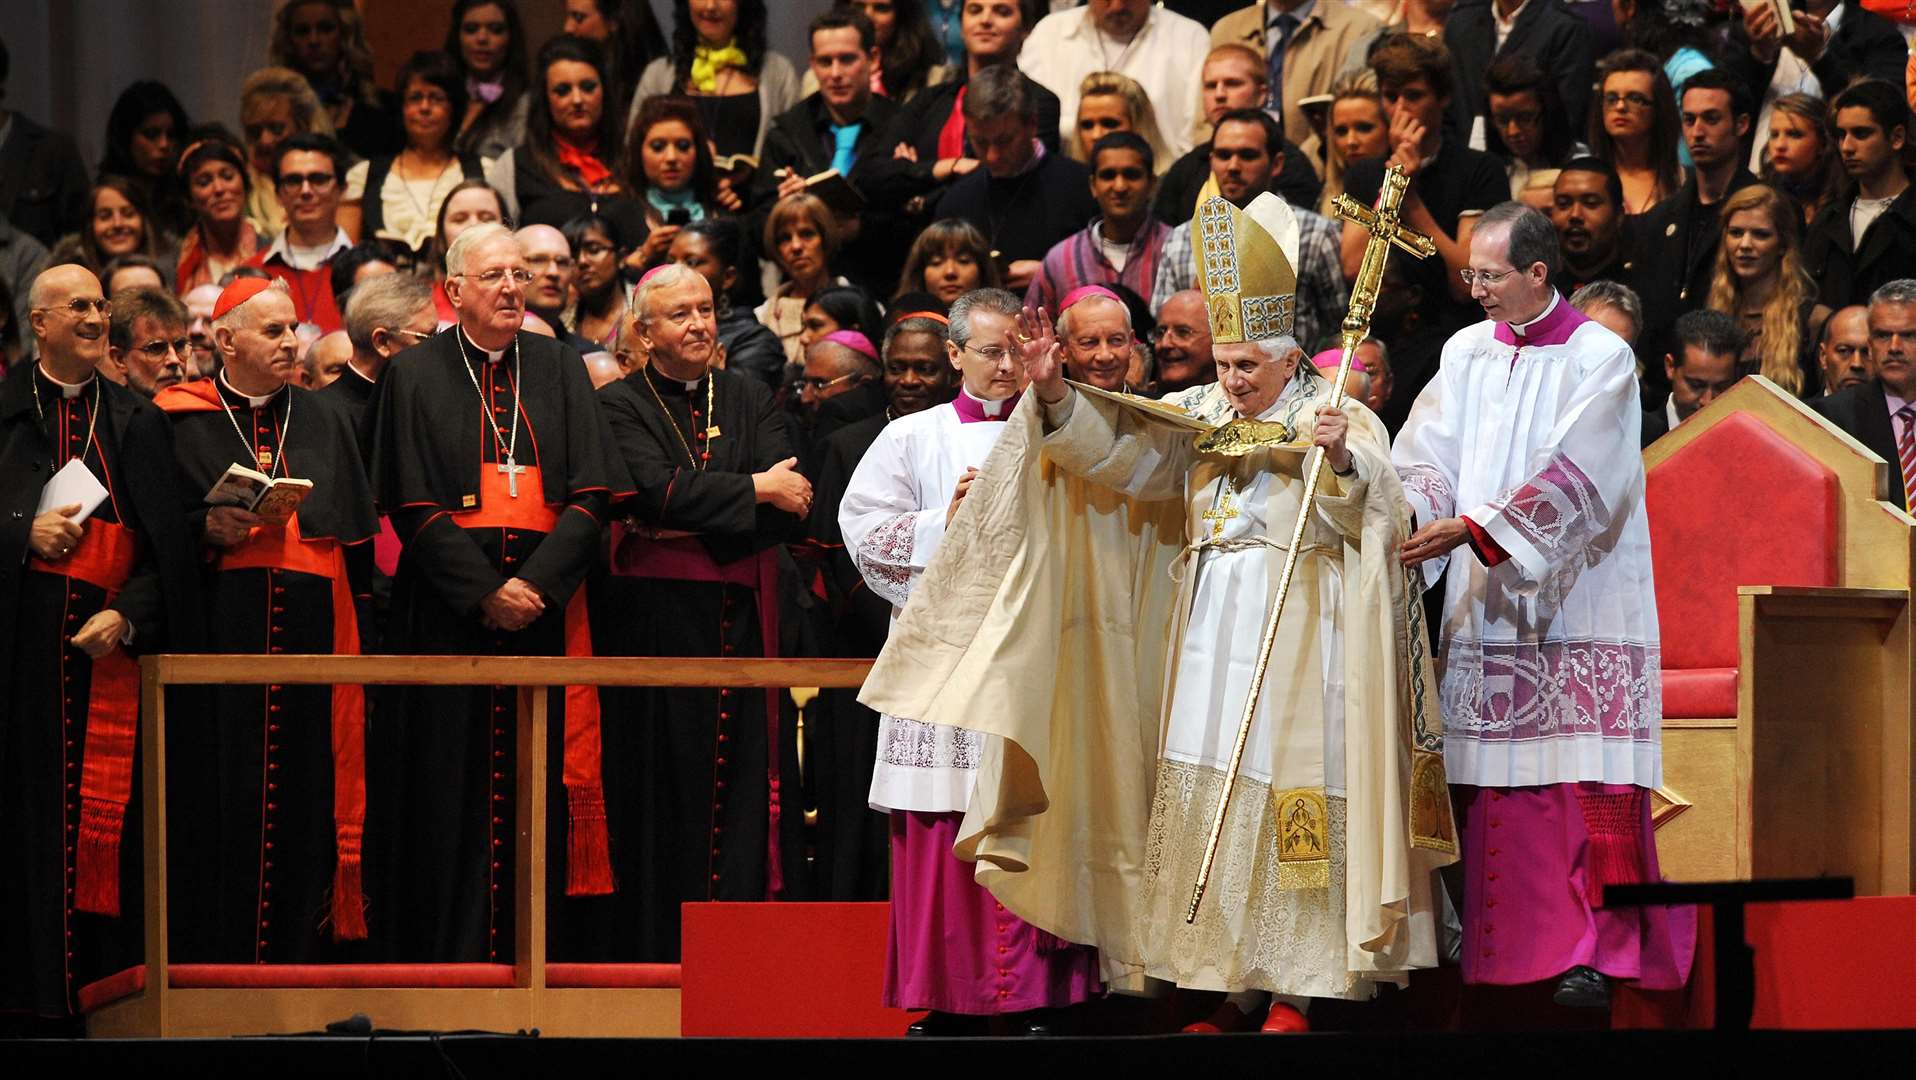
[74,796,125,917]
[566,783,615,896]
[330,825,368,940]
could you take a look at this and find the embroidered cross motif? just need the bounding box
[1202,488,1240,539]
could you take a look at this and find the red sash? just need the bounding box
[451,466,613,897]
[29,520,139,919]
[217,516,369,941]
[612,526,786,896]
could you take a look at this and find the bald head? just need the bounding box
[517,224,574,316]
[1821,304,1874,393]
[28,264,110,381]
[1153,290,1215,394]
[302,330,354,389]
[582,349,624,389]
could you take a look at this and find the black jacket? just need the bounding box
[1811,377,1908,511]
[1628,167,1757,398]
[850,69,1063,214]
[1640,406,1670,450]
[751,93,906,296]
[1443,0,1594,148]
[1803,180,1916,312]
[0,112,91,248]
[1720,1,1907,108]
[1152,137,1323,226]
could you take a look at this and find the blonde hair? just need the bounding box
[1072,71,1174,176]
[1706,184,1811,397]
[1318,70,1382,218]
[240,66,337,140]
[267,1,379,105]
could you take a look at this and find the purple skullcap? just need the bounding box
[820,329,879,360]
[1310,347,1368,374]
[1057,284,1123,312]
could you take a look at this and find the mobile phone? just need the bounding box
[666,208,692,226]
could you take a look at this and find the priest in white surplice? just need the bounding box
[861,194,1457,1035]
[1392,202,1696,1009]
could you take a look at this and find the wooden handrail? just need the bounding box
[143,654,874,687]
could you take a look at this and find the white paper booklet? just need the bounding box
[35,457,110,523]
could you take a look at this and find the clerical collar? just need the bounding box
[1492,291,1587,348]
[644,364,706,396]
[457,326,509,364]
[219,370,280,409]
[953,384,1019,422]
[36,363,93,399]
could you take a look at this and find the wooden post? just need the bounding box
[139,656,170,1033]
[515,685,549,1003]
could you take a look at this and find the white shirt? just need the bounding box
[261,225,352,270]
[1019,4,1212,158]
[1491,0,1531,52]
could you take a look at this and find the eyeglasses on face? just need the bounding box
[1150,324,1199,345]
[962,343,1013,363]
[1459,267,1521,287]
[800,371,859,393]
[37,298,110,318]
[384,327,434,343]
[1601,91,1654,112]
[464,268,535,287]
[135,337,192,358]
[277,171,338,192]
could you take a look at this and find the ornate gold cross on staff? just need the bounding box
[1184,164,1435,923]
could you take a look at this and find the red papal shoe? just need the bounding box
[1259,1002,1310,1033]
[1181,1001,1262,1033]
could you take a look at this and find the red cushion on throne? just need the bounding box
[1646,411,1840,716]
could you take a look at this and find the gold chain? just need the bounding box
[30,368,101,464]
[640,366,713,471]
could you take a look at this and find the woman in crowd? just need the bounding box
[892,218,997,307]
[1761,93,1843,228]
[629,0,799,163]
[268,0,401,160]
[562,212,630,354]
[1071,71,1173,176]
[99,81,194,240]
[174,130,261,294]
[1589,49,1682,216]
[488,34,649,250]
[627,95,734,269]
[238,66,336,237]
[1317,70,1390,218]
[799,283,885,360]
[48,177,169,277]
[426,179,511,319]
[851,0,948,103]
[341,51,484,257]
[101,253,170,297]
[446,0,532,161]
[1706,183,1823,399]
[669,216,785,389]
[1483,53,1584,208]
[562,0,668,124]
[758,192,846,363]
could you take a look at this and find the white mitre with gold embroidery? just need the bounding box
[1191,191,1300,344]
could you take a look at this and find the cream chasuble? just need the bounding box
[861,378,1457,998]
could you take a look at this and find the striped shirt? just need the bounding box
[1025,216,1173,316]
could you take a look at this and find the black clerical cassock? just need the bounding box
[597,362,802,961]
[158,377,377,963]
[0,367,199,1020]
[371,328,628,963]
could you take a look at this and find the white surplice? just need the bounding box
[1391,294,1663,790]
[839,388,1019,813]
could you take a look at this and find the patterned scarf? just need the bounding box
[554,133,612,188]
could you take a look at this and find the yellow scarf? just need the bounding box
[690,40,748,93]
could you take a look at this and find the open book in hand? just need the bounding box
[205,463,313,526]
[786,167,865,215]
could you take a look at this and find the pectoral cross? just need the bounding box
[498,457,524,498]
[1201,488,1239,540]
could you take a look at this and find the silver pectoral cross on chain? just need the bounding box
[499,457,524,498]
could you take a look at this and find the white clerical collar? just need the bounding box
[961,384,1011,417]
[219,370,279,409]
[1508,291,1559,337]
[459,325,508,363]
[37,362,93,398]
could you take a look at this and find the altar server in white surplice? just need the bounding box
[1392,202,1696,1009]
[838,287,1100,1035]
[861,194,1457,1037]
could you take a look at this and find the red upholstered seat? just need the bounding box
[1647,411,1840,716]
[545,963,682,988]
[78,966,144,1012]
[168,963,518,988]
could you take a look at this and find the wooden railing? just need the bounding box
[91,654,873,1038]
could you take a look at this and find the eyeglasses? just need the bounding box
[1459,267,1521,287]
[135,337,191,358]
[800,371,860,393]
[36,298,110,318]
[962,343,1014,363]
[385,327,434,343]
[526,253,575,271]
[1602,91,1654,112]
[464,267,535,287]
[277,171,338,192]
[1150,324,1200,345]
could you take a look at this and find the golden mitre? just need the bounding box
[1192,191,1300,345]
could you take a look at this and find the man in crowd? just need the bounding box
[1028,132,1171,315]
[184,283,224,378]
[105,287,192,398]
[798,328,887,470]
[1150,289,1216,394]
[932,63,1098,293]
[299,330,352,389]
[1805,80,1916,311]
[1570,279,1644,349]
[0,37,90,247]
[371,224,626,964]
[596,263,810,960]
[1054,285,1138,393]
[0,264,197,1029]
[1818,305,1874,396]
[154,277,377,962]
[1642,309,1748,447]
[1343,34,1508,338]
[755,9,901,295]
[843,287,1101,1035]
[1443,0,1594,155]
[1393,202,1694,1010]
[1634,68,1756,373]
[1153,44,1320,224]
[1548,158,1640,297]
[1153,109,1345,354]
[325,272,437,460]
[1208,0,1381,158]
[248,134,354,334]
[1020,0,1209,157]
[1814,279,1916,512]
[517,225,591,354]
